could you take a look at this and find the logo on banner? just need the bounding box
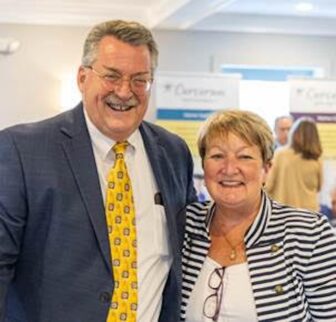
[162,82,226,101]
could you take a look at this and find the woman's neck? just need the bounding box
[211,200,261,236]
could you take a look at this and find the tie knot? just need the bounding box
[113,141,128,156]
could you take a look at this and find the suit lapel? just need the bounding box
[60,105,112,273]
[140,123,179,255]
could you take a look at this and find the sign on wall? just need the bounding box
[154,71,240,160]
[289,79,336,158]
[290,78,336,114]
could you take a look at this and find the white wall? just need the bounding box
[2,23,336,128]
[154,30,336,75]
[0,23,89,128]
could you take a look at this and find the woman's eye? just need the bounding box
[209,154,224,160]
[239,155,253,159]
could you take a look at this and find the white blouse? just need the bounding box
[185,257,258,322]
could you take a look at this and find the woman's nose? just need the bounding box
[222,157,239,174]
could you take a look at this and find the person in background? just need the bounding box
[0,20,196,322]
[193,174,210,202]
[273,115,293,149]
[320,185,336,227]
[180,110,336,322]
[265,117,323,212]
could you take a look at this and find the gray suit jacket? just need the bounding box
[0,104,196,322]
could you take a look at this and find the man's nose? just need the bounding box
[113,79,134,100]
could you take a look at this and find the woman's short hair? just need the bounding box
[81,20,158,74]
[289,117,322,160]
[198,109,274,165]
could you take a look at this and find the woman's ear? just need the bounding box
[262,161,272,184]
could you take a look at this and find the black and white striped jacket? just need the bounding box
[181,192,336,321]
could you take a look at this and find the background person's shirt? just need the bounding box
[265,147,323,211]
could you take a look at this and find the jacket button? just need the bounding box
[271,244,280,253]
[274,285,284,294]
[99,292,111,303]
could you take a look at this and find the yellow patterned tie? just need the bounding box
[106,142,137,322]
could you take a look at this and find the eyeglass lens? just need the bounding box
[87,66,151,94]
[203,267,225,321]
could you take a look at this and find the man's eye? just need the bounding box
[105,74,120,82]
[132,78,148,86]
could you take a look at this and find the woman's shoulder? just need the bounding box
[270,199,330,228]
[187,200,212,210]
[187,200,211,211]
[185,201,212,220]
[184,201,212,239]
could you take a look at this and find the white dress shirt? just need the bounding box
[84,111,172,321]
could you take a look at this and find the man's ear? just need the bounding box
[77,66,87,93]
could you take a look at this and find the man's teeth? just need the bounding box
[108,103,133,111]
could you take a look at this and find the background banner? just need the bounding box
[154,71,239,162]
[154,71,240,201]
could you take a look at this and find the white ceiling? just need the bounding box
[2,0,336,36]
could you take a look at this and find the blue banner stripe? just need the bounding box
[221,67,314,81]
[157,108,215,121]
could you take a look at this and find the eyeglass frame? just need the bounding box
[84,65,153,95]
[202,266,226,322]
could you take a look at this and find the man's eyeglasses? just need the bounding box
[85,66,152,95]
[203,266,225,321]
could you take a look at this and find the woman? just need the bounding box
[181,110,336,322]
[265,117,323,211]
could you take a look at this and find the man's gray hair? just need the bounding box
[81,20,158,73]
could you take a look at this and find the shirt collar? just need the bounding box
[83,109,140,160]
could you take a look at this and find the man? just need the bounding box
[0,20,196,322]
[273,115,293,149]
